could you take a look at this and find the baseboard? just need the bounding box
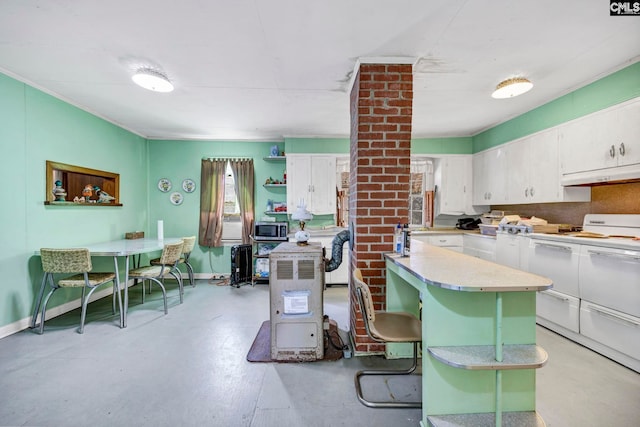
[0,285,117,339]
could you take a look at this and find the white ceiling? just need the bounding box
[0,0,638,141]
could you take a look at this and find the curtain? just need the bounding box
[229,159,255,245]
[199,159,226,247]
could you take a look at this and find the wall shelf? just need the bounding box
[265,211,288,215]
[263,184,286,188]
[263,156,286,162]
[45,160,121,206]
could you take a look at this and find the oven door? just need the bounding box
[529,238,581,297]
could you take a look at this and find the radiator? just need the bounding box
[230,244,252,287]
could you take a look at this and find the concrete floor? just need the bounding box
[0,281,638,427]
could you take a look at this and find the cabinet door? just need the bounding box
[616,99,640,167]
[435,157,466,215]
[559,107,618,174]
[528,129,560,202]
[309,156,336,214]
[473,149,507,205]
[286,156,311,214]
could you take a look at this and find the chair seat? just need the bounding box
[59,272,116,287]
[129,266,164,278]
[371,312,422,343]
[150,257,186,265]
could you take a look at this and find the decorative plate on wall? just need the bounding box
[158,178,172,192]
[170,192,183,205]
[182,179,196,193]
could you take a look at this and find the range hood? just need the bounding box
[561,163,640,186]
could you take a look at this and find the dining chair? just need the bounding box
[32,248,121,334]
[352,268,422,408]
[150,236,196,287]
[129,240,184,312]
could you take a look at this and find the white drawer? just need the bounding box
[420,234,463,247]
[580,301,640,360]
[579,245,640,317]
[536,290,580,333]
[529,239,581,296]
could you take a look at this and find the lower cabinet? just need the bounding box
[412,234,463,252]
[315,235,349,285]
[462,234,496,261]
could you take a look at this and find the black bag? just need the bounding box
[456,218,481,230]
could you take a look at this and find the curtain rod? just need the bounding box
[202,157,252,161]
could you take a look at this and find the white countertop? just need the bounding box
[386,240,552,292]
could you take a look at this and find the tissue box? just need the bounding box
[125,231,144,239]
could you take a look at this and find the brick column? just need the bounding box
[349,63,413,354]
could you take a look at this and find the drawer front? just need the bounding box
[580,301,640,360]
[529,239,581,296]
[579,245,640,317]
[536,290,580,333]
[424,234,463,247]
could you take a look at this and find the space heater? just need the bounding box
[230,244,252,288]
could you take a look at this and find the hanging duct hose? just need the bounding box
[325,229,350,272]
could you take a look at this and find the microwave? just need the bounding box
[254,222,289,241]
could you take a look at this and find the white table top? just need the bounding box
[386,240,553,292]
[37,238,182,257]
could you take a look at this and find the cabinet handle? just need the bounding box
[534,242,573,252]
[541,290,569,302]
[619,142,625,157]
[587,249,640,261]
[589,305,640,327]
[488,192,491,200]
[609,145,616,158]
[530,187,534,197]
[524,188,529,198]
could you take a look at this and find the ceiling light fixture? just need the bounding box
[132,68,174,93]
[491,77,533,99]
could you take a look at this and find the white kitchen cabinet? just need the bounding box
[506,129,561,203]
[286,155,336,215]
[315,235,349,285]
[560,98,640,176]
[434,156,486,216]
[462,233,495,261]
[472,146,508,205]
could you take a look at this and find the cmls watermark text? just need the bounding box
[610,1,640,15]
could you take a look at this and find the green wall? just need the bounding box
[0,73,148,334]
[473,62,640,152]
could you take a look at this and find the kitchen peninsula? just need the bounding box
[385,240,552,427]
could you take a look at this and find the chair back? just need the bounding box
[181,236,196,255]
[40,248,92,274]
[160,241,184,265]
[352,268,376,324]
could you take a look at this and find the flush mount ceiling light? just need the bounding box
[491,77,533,99]
[132,68,174,92]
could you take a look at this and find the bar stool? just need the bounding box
[352,268,422,408]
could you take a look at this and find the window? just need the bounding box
[409,158,433,226]
[222,162,242,240]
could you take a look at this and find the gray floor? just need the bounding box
[0,280,638,427]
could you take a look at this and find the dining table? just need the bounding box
[33,237,182,329]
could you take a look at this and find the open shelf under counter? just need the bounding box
[428,344,548,370]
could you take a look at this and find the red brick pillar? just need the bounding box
[349,63,413,354]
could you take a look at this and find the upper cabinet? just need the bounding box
[506,129,561,204]
[472,146,508,205]
[560,98,640,176]
[286,155,337,215]
[434,156,485,215]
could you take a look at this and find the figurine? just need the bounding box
[82,184,93,202]
[93,185,115,203]
[52,180,67,202]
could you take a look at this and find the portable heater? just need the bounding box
[230,244,252,288]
